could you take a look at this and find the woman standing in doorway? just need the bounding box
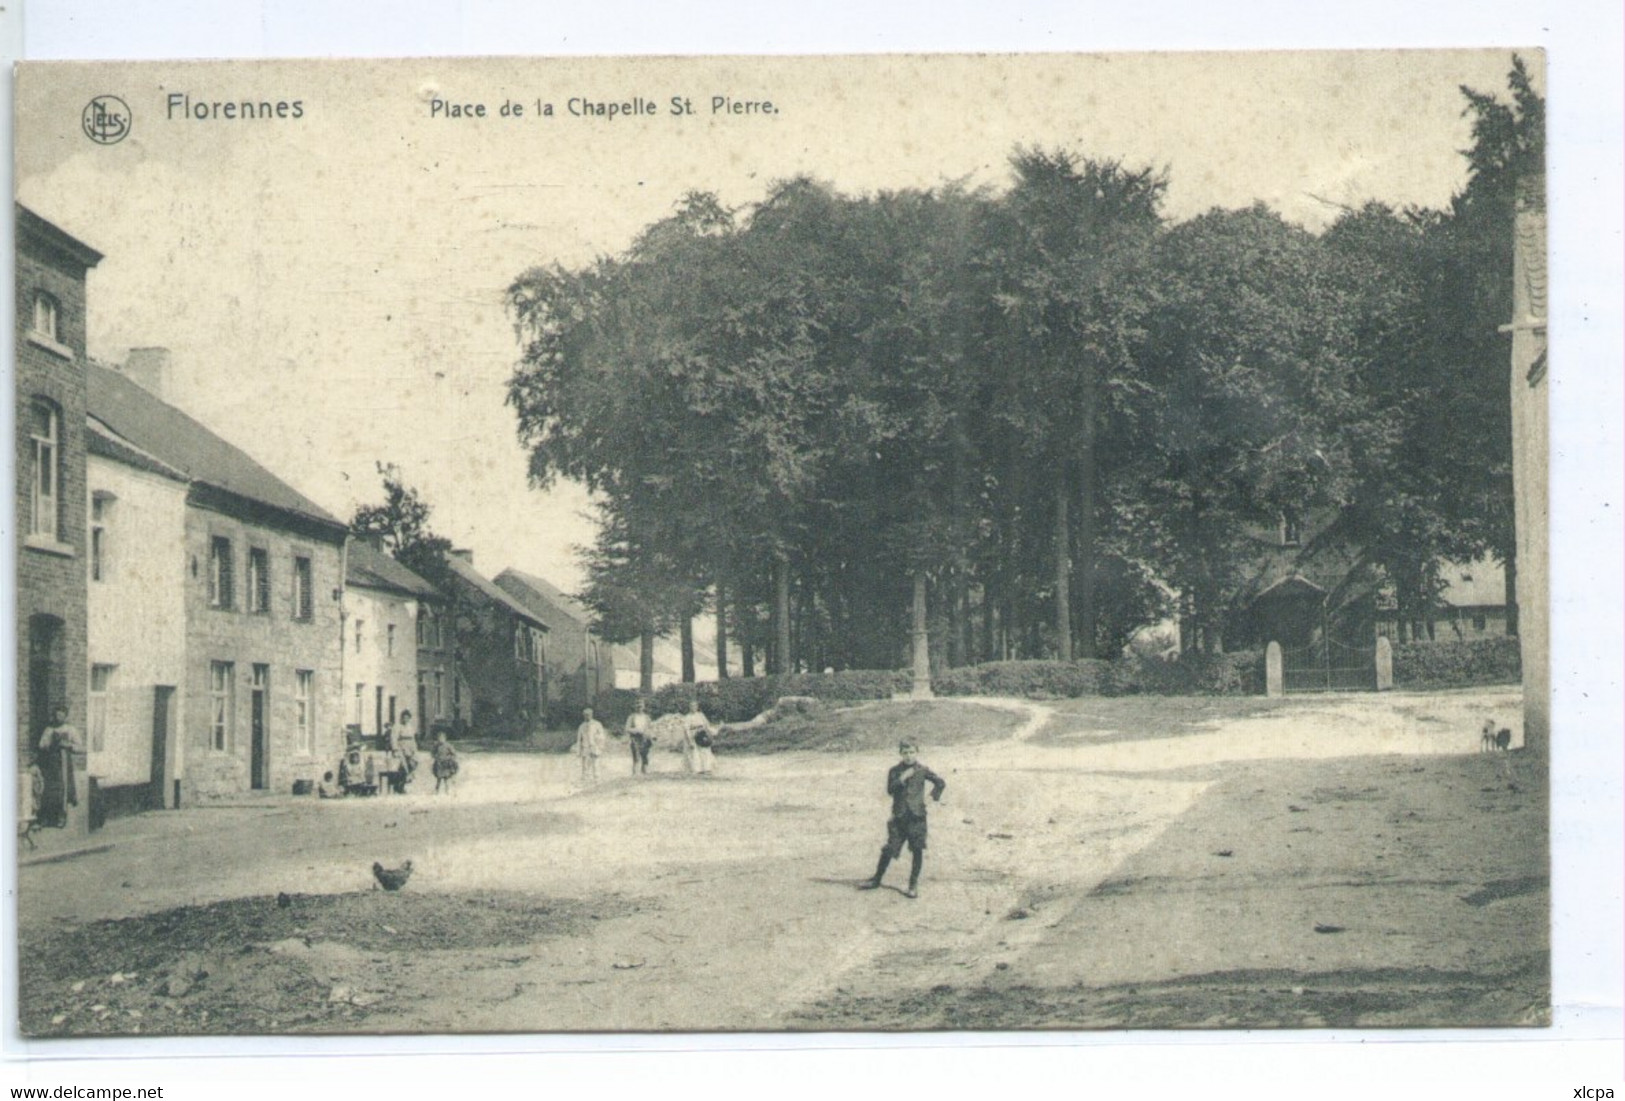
[36,706,81,828]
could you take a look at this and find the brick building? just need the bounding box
[87,362,348,799]
[16,205,101,834]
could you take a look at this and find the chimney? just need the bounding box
[122,347,172,398]
[450,548,474,563]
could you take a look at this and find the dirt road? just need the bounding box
[17,687,1543,1034]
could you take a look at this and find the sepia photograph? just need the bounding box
[12,47,1556,1041]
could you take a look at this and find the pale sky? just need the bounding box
[16,50,1538,594]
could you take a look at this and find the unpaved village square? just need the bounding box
[18,688,1545,1035]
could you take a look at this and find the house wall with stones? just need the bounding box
[179,496,345,800]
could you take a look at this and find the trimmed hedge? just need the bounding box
[583,637,1511,722]
[649,670,911,723]
[932,659,1117,699]
[1115,650,1265,697]
[1393,637,1521,689]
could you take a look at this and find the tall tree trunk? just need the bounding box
[714,579,730,679]
[1053,459,1073,661]
[979,582,995,664]
[773,552,792,675]
[742,638,755,678]
[948,570,966,668]
[680,614,696,683]
[1076,435,1098,659]
[911,573,933,699]
[639,630,655,696]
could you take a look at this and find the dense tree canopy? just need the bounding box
[504,60,1541,677]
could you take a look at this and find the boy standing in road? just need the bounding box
[575,708,607,786]
[859,740,946,899]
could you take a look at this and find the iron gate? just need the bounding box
[1280,636,1375,693]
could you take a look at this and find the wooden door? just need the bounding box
[250,665,269,789]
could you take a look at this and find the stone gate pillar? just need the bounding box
[1375,635,1394,691]
[1265,641,1283,698]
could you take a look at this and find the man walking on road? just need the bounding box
[625,699,654,775]
[859,740,946,899]
[575,708,607,786]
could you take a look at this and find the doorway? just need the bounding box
[250,664,270,790]
[27,614,64,746]
[149,685,178,809]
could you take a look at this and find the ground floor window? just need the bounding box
[295,670,314,755]
[210,661,235,752]
[89,664,116,752]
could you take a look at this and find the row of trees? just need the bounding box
[497,61,1541,689]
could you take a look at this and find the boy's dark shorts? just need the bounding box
[885,813,928,854]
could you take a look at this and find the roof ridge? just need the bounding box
[87,362,343,529]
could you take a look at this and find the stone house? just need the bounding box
[441,552,548,739]
[1221,511,1511,655]
[414,569,456,737]
[87,361,347,800]
[1213,509,1374,653]
[492,568,617,714]
[16,205,101,834]
[343,539,445,745]
[1378,557,1510,642]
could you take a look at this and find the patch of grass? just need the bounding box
[1035,696,1301,745]
[720,700,1022,755]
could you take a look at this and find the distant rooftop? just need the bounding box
[346,540,443,601]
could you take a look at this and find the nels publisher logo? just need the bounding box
[81,95,130,145]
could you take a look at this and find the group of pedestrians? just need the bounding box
[573,698,717,784]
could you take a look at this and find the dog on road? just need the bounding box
[1481,719,1513,752]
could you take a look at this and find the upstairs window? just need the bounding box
[208,536,234,608]
[31,293,59,342]
[247,548,270,613]
[292,556,313,620]
[387,623,396,657]
[29,400,61,541]
[90,492,116,581]
[354,620,365,654]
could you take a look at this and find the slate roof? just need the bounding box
[85,415,189,484]
[493,568,683,676]
[493,568,592,633]
[346,540,444,601]
[444,555,547,628]
[17,203,103,269]
[87,362,343,532]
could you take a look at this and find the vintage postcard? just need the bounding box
[13,51,1548,1037]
